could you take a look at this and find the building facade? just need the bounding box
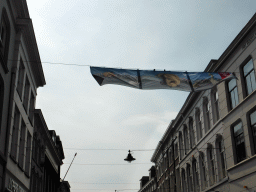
[150,13,256,192]
[0,0,46,191]
[0,1,69,192]
[32,110,65,192]
[0,0,16,190]
[138,167,157,192]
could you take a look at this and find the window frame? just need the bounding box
[203,97,211,133]
[195,108,202,141]
[199,152,207,190]
[211,89,220,123]
[227,79,239,110]
[0,8,11,73]
[183,125,189,155]
[181,168,187,192]
[207,144,215,185]
[0,76,4,133]
[240,56,256,97]
[179,132,184,159]
[231,120,246,164]
[189,117,195,148]
[215,136,226,180]
[186,164,193,192]
[192,159,199,192]
[247,107,256,155]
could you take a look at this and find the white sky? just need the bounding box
[25,0,256,191]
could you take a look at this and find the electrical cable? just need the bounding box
[64,148,155,151]
[62,163,153,165]
[71,189,139,191]
[8,59,241,73]
[63,147,224,151]
[68,182,139,185]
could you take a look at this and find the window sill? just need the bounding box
[223,88,256,121]
[10,155,17,164]
[202,177,228,192]
[18,163,25,172]
[227,153,256,171]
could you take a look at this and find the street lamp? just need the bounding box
[124,150,136,163]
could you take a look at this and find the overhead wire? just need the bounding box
[68,182,139,185]
[71,189,139,191]
[8,59,241,73]
[62,163,153,166]
[64,148,155,151]
[9,59,243,190]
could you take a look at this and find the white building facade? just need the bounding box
[151,13,256,192]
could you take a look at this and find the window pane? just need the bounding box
[234,87,239,105]
[243,59,254,76]
[215,91,218,101]
[250,111,256,125]
[228,79,237,91]
[231,91,236,108]
[234,122,243,137]
[250,72,256,93]
[246,75,253,94]
[233,122,246,162]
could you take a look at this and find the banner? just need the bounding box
[90,67,235,92]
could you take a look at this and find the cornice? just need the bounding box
[151,13,256,163]
[34,109,64,164]
[206,13,256,72]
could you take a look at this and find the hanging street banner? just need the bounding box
[90,67,236,92]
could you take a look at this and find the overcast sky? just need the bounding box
[25,0,256,191]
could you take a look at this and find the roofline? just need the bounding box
[14,1,46,87]
[34,109,63,163]
[151,13,256,162]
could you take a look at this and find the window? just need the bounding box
[175,168,181,192]
[182,169,187,192]
[189,117,195,148]
[232,121,246,163]
[29,93,35,123]
[25,132,32,175]
[18,120,26,169]
[0,76,4,133]
[170,174,175,192]
[195,109,202,141]
[179,132,184,159]
[169,148,173,165]
[0,8,10,72]
[11,107,20,161]
[184,125,189,154]
[207,145,215,185]
[203,97,211,132]
[192,159,199,192]
[0,13,7,48]
[249,110,256,154]
[36,140,41,165]
[211,89,220,123]
[23,77,30,112]
[17,61,25,98]
[216,137,226,180]
[243,59,256,95]
[199,152,207,190]
[174,143,178,159]
[228,79,239,109]
[164,154,167,170]
[0,163,3,190]
[187,164,193,192]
